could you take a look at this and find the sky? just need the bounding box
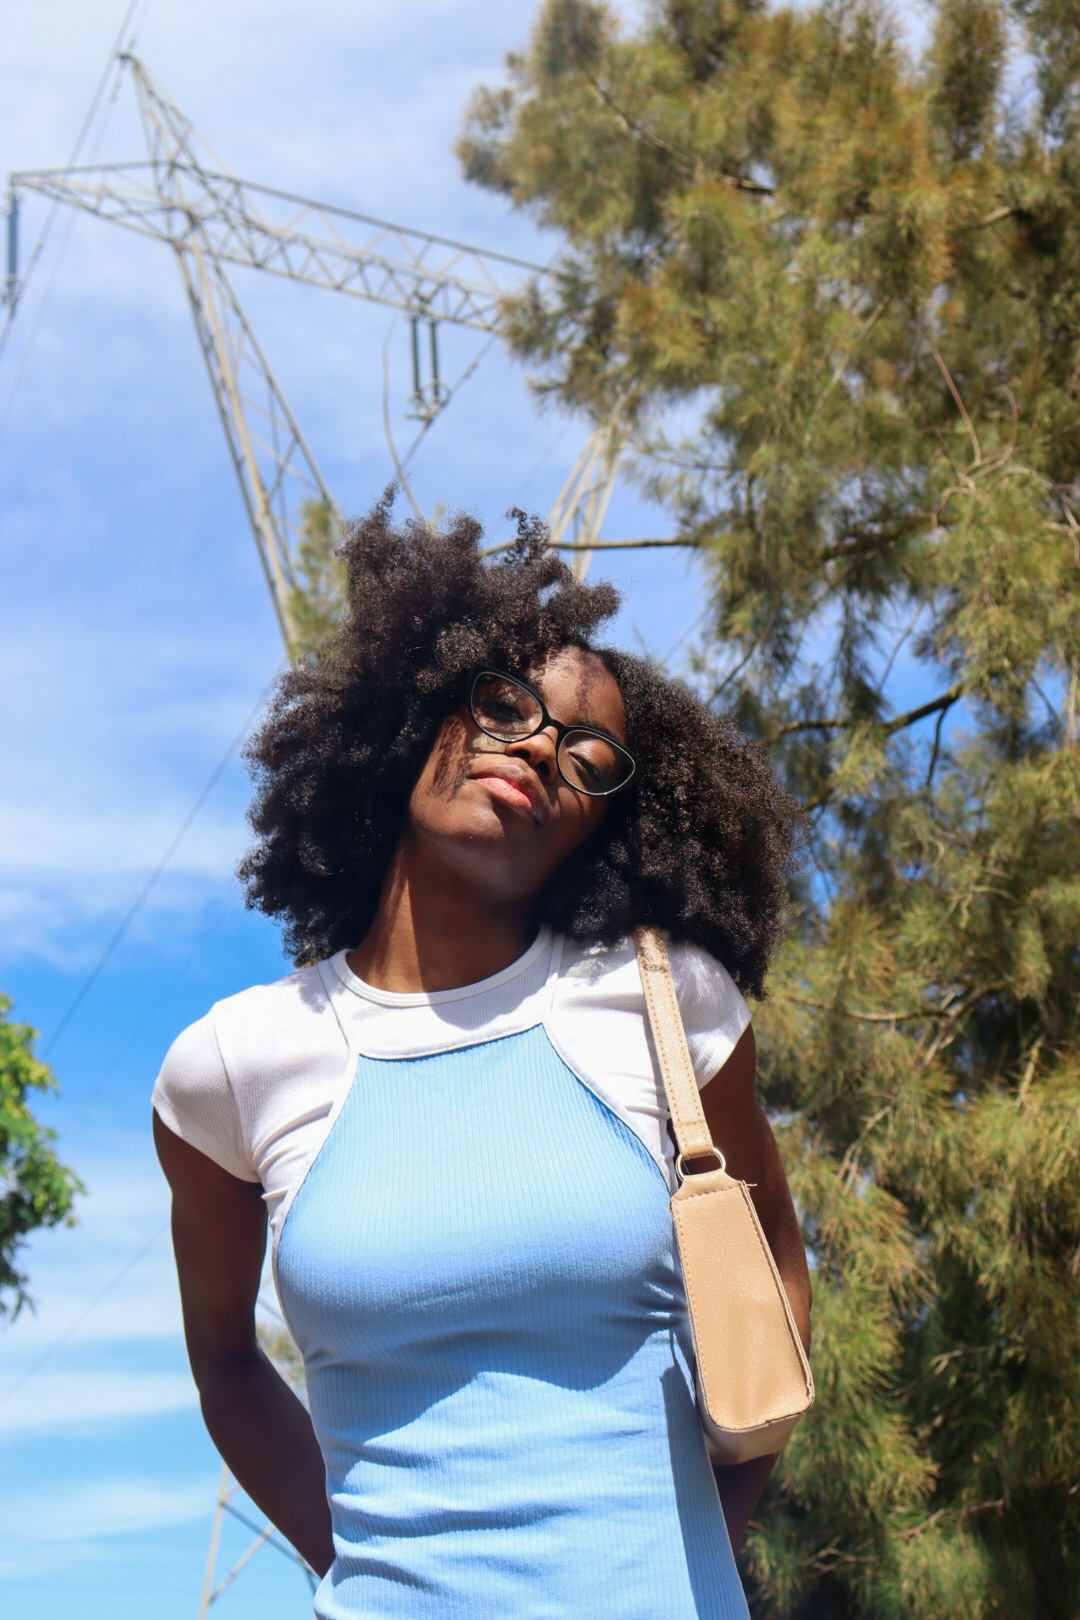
[0,1,951,1614]
[0,1,708,1614]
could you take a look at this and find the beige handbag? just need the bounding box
[634,925,814,1466]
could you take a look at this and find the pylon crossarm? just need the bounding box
[11,48,547,337]
[13,160,538,330]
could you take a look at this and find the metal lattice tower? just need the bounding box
[9,55,625,648]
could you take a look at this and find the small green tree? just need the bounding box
[0,996,83,1318]
[460,1,1080,1614]
[288,498,347,659]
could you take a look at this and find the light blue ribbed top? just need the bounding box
[276,1016,750,1619]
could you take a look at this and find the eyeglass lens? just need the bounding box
[470,674,633,797]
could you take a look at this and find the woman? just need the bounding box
[153,501,811,1619]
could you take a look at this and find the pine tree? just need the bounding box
[459,2,1080,1613]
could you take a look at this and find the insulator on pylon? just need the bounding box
[406,311,449,423]
[4,190,18,313]
[429,318,439,391]
[409,313,422,409]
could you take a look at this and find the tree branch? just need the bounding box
[781,994,935,1025]
[884,684,964,736]
[925,331,982,468]
[967,204,1020,231]
[808,298,889,424]
[480,535,696,558]
[925,703,948,792]
[819,512,934,562]
[900,1497,1005,1542]
[775,684,965,741]
[774,714,859,737]
[582,69,774,194]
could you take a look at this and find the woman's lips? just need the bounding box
[473,774,537,817]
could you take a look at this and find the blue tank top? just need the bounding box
[275,1020,750,1618]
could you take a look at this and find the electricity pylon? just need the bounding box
[8,54,625,649]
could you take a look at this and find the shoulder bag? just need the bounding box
[633,924,814,1466]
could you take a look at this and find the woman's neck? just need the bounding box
[346,837,538,993]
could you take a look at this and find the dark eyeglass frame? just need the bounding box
[468,669,637,799]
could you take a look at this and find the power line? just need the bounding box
[658,602,712,671]
[41,675,280,1061]
[75,901,229,1113]
[395,330,501,474]
[509,422,573,508]
[0,1219,167,1412]
[3,706,273,1417]
[0,191,90,441]
[0,1,141,371]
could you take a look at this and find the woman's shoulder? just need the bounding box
[545,932,751,1187]
[162,960,336,1071]
[152,960,343,1182]
[558,931,749,1018]
[207,959,341,1057]
[553,930,752,1089]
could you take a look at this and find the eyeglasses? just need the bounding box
[469,669,637,798]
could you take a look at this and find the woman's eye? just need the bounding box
[487,700,525,723]
[567,750,606,788]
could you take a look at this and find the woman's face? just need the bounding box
[405,646,629,907]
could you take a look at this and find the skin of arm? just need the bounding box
[153,1111,335,1578]
[694,1023,812,1550]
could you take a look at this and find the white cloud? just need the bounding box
[0,595,273,957]
[0,1136,182,1364]
[0,806,248,885]
[0,1369,198,1436]
[0,1474,215,1573]
[0,1133,200,1451]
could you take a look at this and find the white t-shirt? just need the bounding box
[152,928,751,1264]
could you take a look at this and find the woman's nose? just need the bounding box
[506,727,559,782]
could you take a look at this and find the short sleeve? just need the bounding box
[152,1011,260,1183]
[666,938,753,1089]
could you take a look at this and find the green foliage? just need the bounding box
[926,0,1007,161]
[0,995,83,1318]
[257,1320,307,1396]
[288,498,346,658]
[460,1,1080,1612]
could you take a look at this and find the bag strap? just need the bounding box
[633,925,725,1175]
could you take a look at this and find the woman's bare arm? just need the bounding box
[696,1024,812,1549]
[153,1111,335,1577]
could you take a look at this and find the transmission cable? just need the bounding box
[74,900,229,1113]
[0,1,143,372]
[41,672,280,1061]
[0,1219,167,1412]
[6,693,274,1403]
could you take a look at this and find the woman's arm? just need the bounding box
[696,1024,812,1548]
[153,1112,335,1577]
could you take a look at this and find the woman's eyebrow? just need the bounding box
[551,704,627,744]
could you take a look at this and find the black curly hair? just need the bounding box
[239,498,803,998]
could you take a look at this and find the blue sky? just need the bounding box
[0,2,710,1614]
[0,2,954,1613]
